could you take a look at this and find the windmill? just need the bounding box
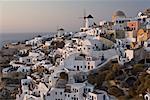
[78,9,87,28]
[79,10,94,29]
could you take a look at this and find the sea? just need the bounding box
[0,33,52,48]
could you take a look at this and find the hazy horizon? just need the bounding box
[0,0,150,34]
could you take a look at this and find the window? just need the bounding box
[55,92,57,95]
[68,94,70,97]
[88,66,90,70]
[92,96,94,100]
[85,66,86,68]
[60,92,62,95]
[84,88,86,92]
[103,95,106,100]
[27,59,30,62]
[143,18,146,22]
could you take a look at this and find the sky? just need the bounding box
[0,0,150,34]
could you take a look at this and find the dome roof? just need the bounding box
[87,14,93,18]
[113,10,126,17]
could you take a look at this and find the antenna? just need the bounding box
[78,9,91,28]
[78,9,87,27]
[56,25,59,31]
[83,9,87,27]
[83,9,86,19]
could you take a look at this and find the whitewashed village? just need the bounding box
[0,8,150,100]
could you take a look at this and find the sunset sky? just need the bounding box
[0,0,150,34]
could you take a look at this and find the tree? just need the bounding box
[136,74,150,94]
[112,63,120,72]
[136,83,145,94]
[87,74,97,85]
[128,87,137,98]
[59,72,68,81]
[105,71,115,81]
[133,64,144,73]
[118,96,130,100]
[108,86,124,97]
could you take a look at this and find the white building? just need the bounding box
[2,66,18,74]
[113,17,130,30]
[115,39,134,65]
[57,28,65,37]
[19,56,36,64]
[125,50,134,61]
[21,79,32,94]
[45,41,52,47]
[26,37,43,47]
[45,87,65,100]
[65,83,85,100]
[19,49,28,55]
[46,82,94,100]
[19,51,45,64]
[77,38,104,55]
[146,18,150,29]
[80,14,94,32]
[86,90,110,100]
[32,60,52,70]
[112,10,130,30]
[17,71,95,100]
[64,53,102,72]
[17,66,31,73]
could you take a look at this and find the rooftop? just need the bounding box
[113,10,126,17]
